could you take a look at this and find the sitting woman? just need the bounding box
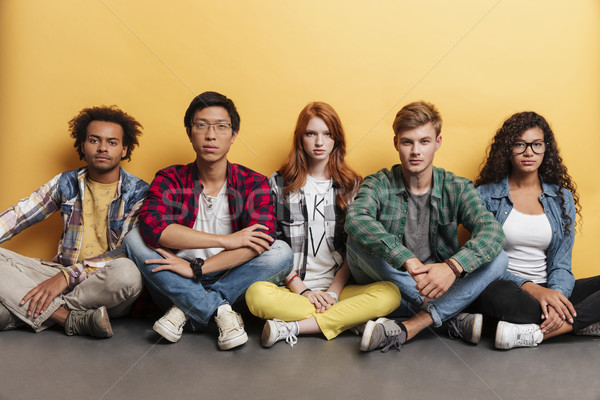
[474,111,600,350]
[245,101,401,348]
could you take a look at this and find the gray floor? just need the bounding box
[1,312,599,400]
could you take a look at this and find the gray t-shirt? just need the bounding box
[402,189,434,264]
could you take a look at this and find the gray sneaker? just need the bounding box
[360,318,406,352]
[64,306,113,338]
[0,303,25,331]
[447,313,482,344]
[576,322,600,336]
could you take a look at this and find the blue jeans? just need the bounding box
[123,227,293,329]
[346,239,507,327]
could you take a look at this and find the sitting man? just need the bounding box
[124,91,293,350]
[0,106,148,338]
[345,101,507,352]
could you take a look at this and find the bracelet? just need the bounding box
[326,291,339,302]
[300,288,312,295]
[285,273,299,287]
[444,259,463,279]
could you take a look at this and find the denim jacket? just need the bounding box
[477,176,575,297]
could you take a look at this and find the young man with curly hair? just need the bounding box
[0,106,148,338]
[346,101,508,352]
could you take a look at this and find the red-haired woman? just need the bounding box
[246,102,401,348]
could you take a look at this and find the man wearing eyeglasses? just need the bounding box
[123,91,293,350]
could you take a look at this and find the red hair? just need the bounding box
[279,102,361,213]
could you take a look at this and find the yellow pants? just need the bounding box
[245,281,401,340]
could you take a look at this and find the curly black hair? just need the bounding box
[69,105,142,161]
[475,111,581,231]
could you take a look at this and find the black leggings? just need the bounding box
[471,275,600,331]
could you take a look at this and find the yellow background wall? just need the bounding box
[1,1,598,277]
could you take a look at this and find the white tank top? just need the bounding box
[503,208,552,284]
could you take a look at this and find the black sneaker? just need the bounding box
[446,313,482,344]
[64,306,113,338]
[360,318,406,352]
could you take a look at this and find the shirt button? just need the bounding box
[504,211,508,214]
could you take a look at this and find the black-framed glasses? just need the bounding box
[512,141,546,155]
[191,122,232,134]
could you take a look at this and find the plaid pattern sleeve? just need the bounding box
[61,196,148,287]
[269,172,344,279]
[228,163,276,240]
[61,170,148,287]
[138,162,276,248]
[138,164,198,247]
[0,174,62,244]
[449,180,506,273]
[346,166,506,273]
[345,169,416,270]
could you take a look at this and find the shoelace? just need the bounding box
[277,324,298,348]
[446,317,463,340]
[380,333,403,353]
[513,326,540,347]
[166,316,187,330]
[218,312,244,335]
[165,308,188,329]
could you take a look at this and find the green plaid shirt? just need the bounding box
[345,165,505,273]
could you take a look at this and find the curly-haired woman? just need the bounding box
[474,111,600,349]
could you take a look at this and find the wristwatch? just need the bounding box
[190,257,205,278]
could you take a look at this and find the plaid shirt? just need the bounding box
[139,162,276,247]
[269,172,345,280]
[345,165,505,273]
[0,167,148,287]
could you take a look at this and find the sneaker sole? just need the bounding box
[469,313,483,344]
[219,331,248,350]
[360,317,388,352]
[261,320,277,348]
[97,306,113,338]
[153,320,182,343]
[495,321,511,350]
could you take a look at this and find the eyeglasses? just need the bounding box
[512,141,546,155]
[191,122,232,134]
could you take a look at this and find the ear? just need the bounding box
[230,130,239,144]
[393,135,399,151]
[121,146,128,160]
[435,135,442,151]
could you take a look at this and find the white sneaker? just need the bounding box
[576,322,600,336]
[495,321,543,350]
[262,319,298,348]
[153,305,189,343]
[214,304,248,350]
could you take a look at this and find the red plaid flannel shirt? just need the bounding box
[139,162,276,246]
